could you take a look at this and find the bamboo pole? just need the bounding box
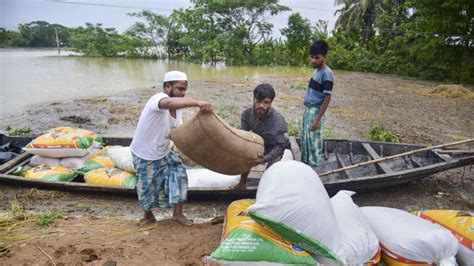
[436,149,474,155]
[319,138,474,177]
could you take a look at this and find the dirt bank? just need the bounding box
[1,71,473,264]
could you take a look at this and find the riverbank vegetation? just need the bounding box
[1,0,472,83]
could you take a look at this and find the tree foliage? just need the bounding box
[3,0,473,83]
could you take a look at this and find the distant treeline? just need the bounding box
[1,0,473,83]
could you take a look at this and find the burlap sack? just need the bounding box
[170,111,264,175]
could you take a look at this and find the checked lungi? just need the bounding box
[301,106,325,167]
[132,151,188,210]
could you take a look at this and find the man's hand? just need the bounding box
[197,101,213,113]
[248,153,266,167]
[311,119,321,131]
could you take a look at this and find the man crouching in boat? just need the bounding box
[236,84,289,189]
[130,71,212,226]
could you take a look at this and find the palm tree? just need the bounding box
[334,0,379,44]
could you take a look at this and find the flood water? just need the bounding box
[0,48,313,115]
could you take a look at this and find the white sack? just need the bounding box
[247,160,344,261]
[107,146,135,173]
[361,206,458,264]
[186,168,240,189]
[328,190,379,265]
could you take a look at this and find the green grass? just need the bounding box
[369,124,399,143]
[216,104,240,127]
[323,125,336,139]
[5,126,31,136]
[288,119,301,137]
[290,82,307,90]
[37,208,64,228]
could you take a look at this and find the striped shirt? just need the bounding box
[241,107,289,162]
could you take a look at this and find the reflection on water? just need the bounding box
[0,48,314,114]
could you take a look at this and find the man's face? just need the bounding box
[310,54,326,68]
[166,81,188,97]
[253,97,273,118]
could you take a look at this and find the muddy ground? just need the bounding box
[1,72,473,265]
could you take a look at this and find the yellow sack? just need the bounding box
[24,127,103,158]
[415,210,474,266]
[76,147,115,174]
[84,168,137,188]
[22,164,77,182]
[209,199,317,265]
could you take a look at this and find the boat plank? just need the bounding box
[0,152,32,173]
[432,149,453,162]
[335,153,353,179]
[362,143,395,174]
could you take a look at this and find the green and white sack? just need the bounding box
[247,160,345,262]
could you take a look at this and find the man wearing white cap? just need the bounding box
[130,70,212,226]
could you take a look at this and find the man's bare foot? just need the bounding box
[138,217,156,226]
[172,214,194,226]
[138,210,156,226]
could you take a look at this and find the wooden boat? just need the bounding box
[0,134,473,197]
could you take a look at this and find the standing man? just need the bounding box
[237,83,289,189]
[130,71,212,226]
[301,40,334,167]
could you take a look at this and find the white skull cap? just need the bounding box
[163,71,187,82]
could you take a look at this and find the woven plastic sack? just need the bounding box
[415,210,473,266]
[107,146,135,173]
[361,207,458,265]
[209,199,318,265]
[76,147,115,174]
[170,111,264,175]
[22,164,77,182]
[247,160,344,262]
[29,149,100,169]
[187,168,240,189]
[24,127,103,158]
[319,191,380,265]
[84,168,137,188]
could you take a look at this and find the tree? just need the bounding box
[281,13,312,65]
[189,0,290,63]
[16,21,70,47]
[69,23,122,57]
[394,0,474,82]
[172,8,224,64]
[127,10,173,58]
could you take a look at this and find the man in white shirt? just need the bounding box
[130,71,212,226]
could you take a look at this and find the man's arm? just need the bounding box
[263,143,286,162]
[312,94,331,131]
[159,98,212,112]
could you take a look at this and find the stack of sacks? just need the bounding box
[209,199,318,265]
[106,146,244,190]
[23,127,103,182]
[27,127,102,169]
[246,160,346,263]
[415,210,473,266]
[75,146,116,174]
[76,146,136,188]
[318,190,380,265]
[362,206,459,265]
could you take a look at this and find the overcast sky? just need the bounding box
[1,0,341,37]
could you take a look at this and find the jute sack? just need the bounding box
[170,111,264,175]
